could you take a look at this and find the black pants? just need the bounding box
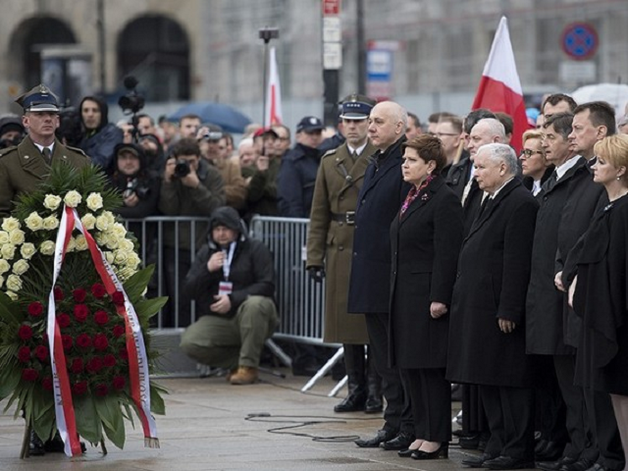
[401,367,451,442]
[480,384,535,460]
[365,312,413,434]
[583,387,625,470]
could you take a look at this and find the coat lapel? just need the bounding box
[339,142,376,195]
[361,139,403,199]
[465,179,519,241]
[399,176,444,226]
[18,137,49,178]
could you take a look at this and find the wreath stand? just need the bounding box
[20,422,108,459]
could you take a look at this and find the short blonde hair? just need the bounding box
[522,129,547,159]
[594,135,628,183]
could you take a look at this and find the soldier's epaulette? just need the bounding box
[0,145,17,158]
[321,148,338,159]
[65,145,88,157]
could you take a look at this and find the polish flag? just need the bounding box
[265,47,283,126]
[472,16,528,152]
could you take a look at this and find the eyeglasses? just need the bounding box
[520,149,544,159]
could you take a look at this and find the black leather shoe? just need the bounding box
[29,432,46,456]
[462,453,499,468]
[364,394,383,413]
[484,455,535,470]
[537,456,577,471]
[583,464,613,471]
[380,431,414,450]
[411,443,449,460]
[560,458,595,471]
[459,433,480,449]
[398,447,416,458]
[354,429,396,448]
[536,441,565,461]
[334,391,366,412]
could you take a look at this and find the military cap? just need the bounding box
[296,116,324,133]
[340,94,376,120]
[15,84,60,113]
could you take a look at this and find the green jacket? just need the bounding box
[0,136,90,216]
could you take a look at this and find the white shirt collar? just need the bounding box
[34,142,55,154]
[555,155,582,181]
[347,142,368,156]
[490,177,515,199]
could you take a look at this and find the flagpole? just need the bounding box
[258,27,279,129]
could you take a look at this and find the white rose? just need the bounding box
[42,216,60,231]
[20,243,37,260]
[1,217,20,232]
[0,275,4,288]
[104,251,115,265]
[66,237,76,252]
[6,290,18,301]
[111,223,127,238]
[86,192,104,211]
[117,266,135,281]
[9,229,25,245]
[81,213,96,230]
[40,240,56,256]
[114,249,129,265]
[43,194,62,211]
[95,215,112,232]
[0,259,10,274]
[6,274,22,292]
[63,190,82,208]
[126,252,141,269]
[118,238,134,252]
[95,232,107,247]
[12,259,29,276]
[0,244,16,260]
[105,234,119,250]
[24,212,44,231]
[74,235,88,251]
[0,231,8,245]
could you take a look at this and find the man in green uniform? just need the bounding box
[0,84,90,217]
[306,94,383,414]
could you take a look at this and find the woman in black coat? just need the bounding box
[389,135,463,460]
[570,135,628,463]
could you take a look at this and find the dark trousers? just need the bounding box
[480,384,535,460]
[583,388,625,470]
[365,312,413,434]
[535,355,568,446]
[462,384,488,434]
[401,367,451,442]
[554,354,596,461]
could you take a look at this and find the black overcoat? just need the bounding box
[347,137,411,314]
[525,162,581,355]
[388,176,463,369]
[446,179,539,388]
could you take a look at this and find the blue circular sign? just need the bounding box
[562,23,598,60]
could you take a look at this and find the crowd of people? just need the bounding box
[2,83,628,469]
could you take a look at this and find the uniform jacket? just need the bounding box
[0,136,90,216]
[306,140,376,344]
[277,143,321,217]
[388,176,463,369]
[447,179,539,388]
[347,136,411,314]
[525,161,580,355]
[183,233,275,318]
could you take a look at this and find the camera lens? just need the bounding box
[174,159,191,178]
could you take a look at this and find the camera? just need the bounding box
[118,76,145,115]
[173,159,191,178]
[123,179,151,200]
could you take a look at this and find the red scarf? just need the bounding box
[400,174,435,218]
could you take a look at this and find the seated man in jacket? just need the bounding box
[180,206,279,385]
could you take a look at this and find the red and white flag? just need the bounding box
[472,16,528,152]
[264,47,283,126]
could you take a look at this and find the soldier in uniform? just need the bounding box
[0,84,90,217]
[306,94,383,414]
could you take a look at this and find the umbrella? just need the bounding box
[571,83,628,117]
[168,102,252,134]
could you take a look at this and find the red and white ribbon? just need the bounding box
[47,206,159,457]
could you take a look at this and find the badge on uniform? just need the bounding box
[218,281,233,296]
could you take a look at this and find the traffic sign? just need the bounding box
[561,22,598,60]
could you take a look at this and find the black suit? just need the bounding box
[447,178,539,460]
[348,137,413,435]
[389,176,463,442]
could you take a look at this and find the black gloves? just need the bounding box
[307,266,325,283]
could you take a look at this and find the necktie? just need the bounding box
[42,147,52,164]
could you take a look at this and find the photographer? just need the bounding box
[78,95,123,168]
[158,137,226,327]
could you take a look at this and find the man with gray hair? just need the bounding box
[448,143,540,469]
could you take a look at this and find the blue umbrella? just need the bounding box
[168,102,252,134]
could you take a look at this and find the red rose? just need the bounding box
[61,335,73,351]
[119,348,129,362]
[74,304,89,322]
[103,354,117,368]
[72,381,88,395]
[93,334,109,351]
[72,288,87,303]
[111,291,125,306]
[70,357,84,374]
[94,383,109,397]
[76,333,92,348]
[112,324,125,338]
[35,345,48,361]
[42,333,48,342]
[86,357,103,373]
[22,368,39,382]
[94,310,109,326]
[112,376,126,390]
[53,286,64,301]
[57,313,71,329]
[28,302,43,317]
[91,283,106,299]
[41,376,54,391]
[18,324,33,341]
[18,346,31,363]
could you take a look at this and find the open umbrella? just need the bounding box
[571,83,628,116]
[168,102,252,134]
